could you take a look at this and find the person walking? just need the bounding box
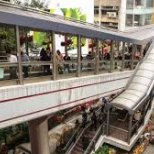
[21,51,30,78]
[6,49,18,79]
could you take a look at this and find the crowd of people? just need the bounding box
[2,42,144,80]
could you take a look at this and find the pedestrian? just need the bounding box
[21,51,30,78]
[82,110,87,128]
[6,48,18,79]
[91,110,97,130]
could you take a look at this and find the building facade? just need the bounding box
[94,0,120,29]
[94,0,154,31]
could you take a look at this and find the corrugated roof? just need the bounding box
[111,42,154,111]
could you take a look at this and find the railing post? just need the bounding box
[95,39,99,75]
[51,31,57,80]
[109,40,114,73]
[127,113,133,144]
[121,42,125,71]
[106,103,111,136]
[130,44,136,70]
[15,25,23,84]
[140,45,144,60]
[77,35,81,77]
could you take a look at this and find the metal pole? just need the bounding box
[51,31,57,80]
[25,31,29,55]
[77,35,81,77]
[130,44,136,70]
[95,39,99,75]
[110,40,114,72]
[140,45,144,60]
[106,103,110,136]
[15,25,23,84]
[121,42,125,71]
[127,114,133,144]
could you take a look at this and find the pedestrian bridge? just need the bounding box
[0,71,132,128]
[0,2,154,153]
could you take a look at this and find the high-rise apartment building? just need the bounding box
[94,0,154,31]
[94,0,120,29]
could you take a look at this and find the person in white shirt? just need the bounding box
[6,49,18,79]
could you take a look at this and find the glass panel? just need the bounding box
[124,44,131,70]
[114,42,123,71]
[146,0,154,8]
[57,34,77,79]
[145,14,152,25]
[0,25,19,86]
[126,15,133,27]
[99,40,112,73]
[134,15,140,26]
[127,0,134,9]
[19,28,53,82]
[81,38,95,75]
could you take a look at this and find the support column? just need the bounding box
[95,39,99,75]
[15,26,23,84]
[140,45,144,60]
[77,35,81,77]
[118,0,127,31]
[127,113,133,144]
[121,42,125,71]
[106,103,111,136]
[51,31,57,80]
[109,40,114,73]
[28,117,50,154]
[25,31,29,55]
[130,44,136,70]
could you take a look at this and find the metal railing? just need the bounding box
[58,125,83,153]
[65,122,91,154]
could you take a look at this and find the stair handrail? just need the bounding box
[84,122,105,154]
[61,124,83,152]
[65,107,101,154]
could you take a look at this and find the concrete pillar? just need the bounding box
[28,117,50,154]
[118,0,127,31]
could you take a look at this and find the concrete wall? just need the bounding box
[0,71,132,128]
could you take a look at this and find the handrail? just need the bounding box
[65,123,91,154]
[65,108,101,154]
[84,123,105,154]
[109,125,128,133]
[61,125,82,152]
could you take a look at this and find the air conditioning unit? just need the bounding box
[107,12,117,18]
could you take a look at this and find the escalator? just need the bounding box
[66,123,96,154]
